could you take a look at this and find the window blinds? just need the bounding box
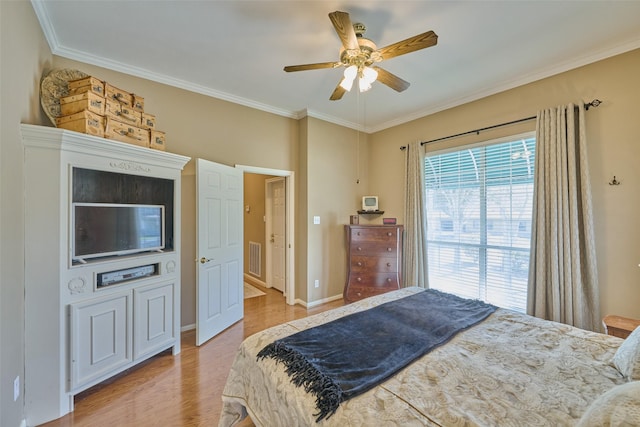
[424,136,536,312]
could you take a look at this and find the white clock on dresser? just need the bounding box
[21,124,190,425]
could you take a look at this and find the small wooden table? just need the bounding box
[602,315,640,339]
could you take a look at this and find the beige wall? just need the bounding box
[1,2,54,426]
[303,117,370,302]
[370,48,640,321]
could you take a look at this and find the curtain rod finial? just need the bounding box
[586,99,602,110]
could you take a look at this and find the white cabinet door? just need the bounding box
[70,293,132,390]
[133,282,175,359]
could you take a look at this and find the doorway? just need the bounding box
[236,165,295,305]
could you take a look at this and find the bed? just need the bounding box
[220,287,640,426]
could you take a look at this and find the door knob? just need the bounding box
[196,257,212,264]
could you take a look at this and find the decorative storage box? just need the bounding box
[132,94,144,112]
[104,98,121,119]
[141,113,156,130]
[149,130,166,151]
[60,91,105,116]
[119,105,142,126]
[67,76,104,97]
[105,100,141,126]
[56,110,105,137]
[105,117,149,147]
[105,83,133,106]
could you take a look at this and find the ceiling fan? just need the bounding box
[284,11,438,100]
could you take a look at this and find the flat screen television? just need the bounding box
[72,203,165,262]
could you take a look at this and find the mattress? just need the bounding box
[220,287,625,426]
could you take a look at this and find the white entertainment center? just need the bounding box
[21,124,190,425]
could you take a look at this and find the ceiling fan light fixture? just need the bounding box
[340,65,358,91]
[340,76,354,91]
[356,66,377,92]
[361,66,378,84]
[358,77,372,92]
[284,11,438,100]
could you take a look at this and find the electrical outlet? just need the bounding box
[314,279,319,288]
[13,376,19,401]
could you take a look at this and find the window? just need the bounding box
[424,134,536,312]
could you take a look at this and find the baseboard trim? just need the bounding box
[181,323,195,332]
[243,273,267,288]
[299,293,343,308]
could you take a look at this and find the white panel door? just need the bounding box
[196,158,243,346]
[266,177,286,293]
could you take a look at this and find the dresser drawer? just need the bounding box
[350,227,399,242]
[348,272,399,288]
[351,241,397,256]
[345,285,394,302]
[350,255,397,273]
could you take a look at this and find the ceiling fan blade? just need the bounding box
[329,11,359,51]
[372,66,410,92]
[377,30,438,60]
[284,62,339,72]
[329,82,347,101]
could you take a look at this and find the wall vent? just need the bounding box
[249,241,261,277]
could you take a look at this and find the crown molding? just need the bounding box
[30,0,640,135]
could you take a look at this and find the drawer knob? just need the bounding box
[387,248,392,252]
[387,278,392,283]
[387,232,392,236]
[386,262,391,267]
[357,277,362,282]
[357,262,362,266]
[357,247,362,251]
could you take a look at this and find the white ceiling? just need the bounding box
[32,1,640,133]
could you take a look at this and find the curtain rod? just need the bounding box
[399,99,602,151]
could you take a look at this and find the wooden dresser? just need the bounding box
[344,224,403,303]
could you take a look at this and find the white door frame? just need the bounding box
[235,165,295,305]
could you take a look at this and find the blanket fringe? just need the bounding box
[257,342,344,422]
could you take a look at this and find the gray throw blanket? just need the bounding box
[257,289,497,422]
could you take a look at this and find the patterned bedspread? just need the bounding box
[219,287,625,426]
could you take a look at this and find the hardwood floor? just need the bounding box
[41,286,344,427]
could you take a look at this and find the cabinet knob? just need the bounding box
[357,232,361,236]
[387,232,392,236]
[356,277,362,282]
[357,247,362,251]
[387,248,392,252]
[387,278,392,283]
[357,262,362,266]
[386,262,391,267]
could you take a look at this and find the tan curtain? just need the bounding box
[528,103,600,331]
[403,141,429,288]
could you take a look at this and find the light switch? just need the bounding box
[313,216,320,224]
